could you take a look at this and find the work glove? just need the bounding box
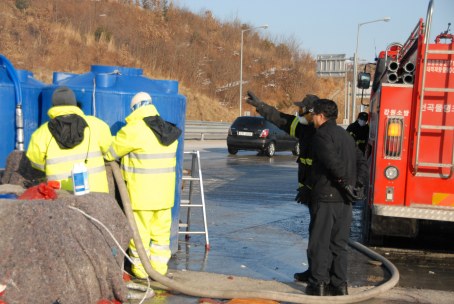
[338,180,366,201]
[246,91,262,107]
[356,179,365,188]
[295,186,311,206]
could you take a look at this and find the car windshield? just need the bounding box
[233,117,264,128]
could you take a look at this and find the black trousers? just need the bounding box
[306,202,332,276]
[307,201,352,286]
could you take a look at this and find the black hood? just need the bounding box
[143,115,182,146]
[48,114,88,149]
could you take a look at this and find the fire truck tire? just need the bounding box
[362,200,371,244]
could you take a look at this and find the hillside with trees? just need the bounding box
[1,0,357,123]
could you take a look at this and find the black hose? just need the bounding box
[109,161,399,303]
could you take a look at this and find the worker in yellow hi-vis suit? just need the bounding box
[104,92,181,278]
[27,86,111,192]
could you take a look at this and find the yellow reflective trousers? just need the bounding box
[26,106,112,193]
[129,209,172,277]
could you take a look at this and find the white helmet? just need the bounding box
[130,92,152,111]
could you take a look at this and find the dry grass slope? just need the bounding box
[0,0,360,123]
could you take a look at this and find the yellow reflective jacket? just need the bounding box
[26,106,112,193]
[104,105,178,211]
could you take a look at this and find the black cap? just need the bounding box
[358,112,369,121]
[294,94,320,114]
[52,86,77,107]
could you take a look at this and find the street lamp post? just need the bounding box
[352,17,390,120]
[239,24,268,117]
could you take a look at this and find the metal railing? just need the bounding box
[185,121,231,140]
[184,120,349,140]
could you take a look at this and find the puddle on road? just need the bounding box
[372,248,454,292]
[180,153,454,294]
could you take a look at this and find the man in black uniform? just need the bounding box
[246,91,319,282]
[305,99,368,296]
[346,112,369,155]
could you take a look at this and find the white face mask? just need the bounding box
[358,120,367,127]
[298,116,308,125]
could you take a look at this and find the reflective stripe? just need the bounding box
[47,165,106,181]
[356,140,366,144]
[290,117,299,137]
[130,256,142,264]
[299,158,312,165]
[299,183,304,187]
[130,249,150,256]
[46,151,102,165]
[31,161,45,170]
[307,185,312,189]
[149,255,170,263]
[87,165,106,175]
[47,172,71,181]
[127,152,177,160]
[120,164,175,175]
[151,243,170,251]
[107,145,120,159]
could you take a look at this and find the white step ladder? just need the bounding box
[179,151,210,249]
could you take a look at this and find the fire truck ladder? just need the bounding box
[179,151,210,249]
[414,0,454,179]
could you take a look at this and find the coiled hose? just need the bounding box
[109,161,399,304]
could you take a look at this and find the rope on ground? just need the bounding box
[67,206,154,303]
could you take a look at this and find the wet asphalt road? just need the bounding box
[171,140,454,293]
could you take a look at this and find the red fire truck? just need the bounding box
[364,0,454,243]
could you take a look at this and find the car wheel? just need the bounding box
[228,147,238,155]
[266,142,275,158]
[292,142,300,156]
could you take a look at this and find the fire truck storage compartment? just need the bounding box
[369,84,415,237]
[371,84,413,208]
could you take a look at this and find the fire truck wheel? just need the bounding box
[361,183,384,246]
[369,230,384,246]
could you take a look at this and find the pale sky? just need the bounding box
[178,0,453,62]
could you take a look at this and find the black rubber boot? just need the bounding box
[305,282,326,296]
[294,270,310,282]
[326,282,348,296]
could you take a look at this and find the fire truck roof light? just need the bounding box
[388,123,402,137]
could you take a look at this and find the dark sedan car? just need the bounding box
[227,116,299,157]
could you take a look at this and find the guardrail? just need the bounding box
[184,120,349,140]
[186,120,232,126]
[185,121,231,140]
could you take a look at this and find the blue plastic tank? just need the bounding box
[43,65,187,254]
[0,66,46,168]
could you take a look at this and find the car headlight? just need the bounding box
[384,166,399,180]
